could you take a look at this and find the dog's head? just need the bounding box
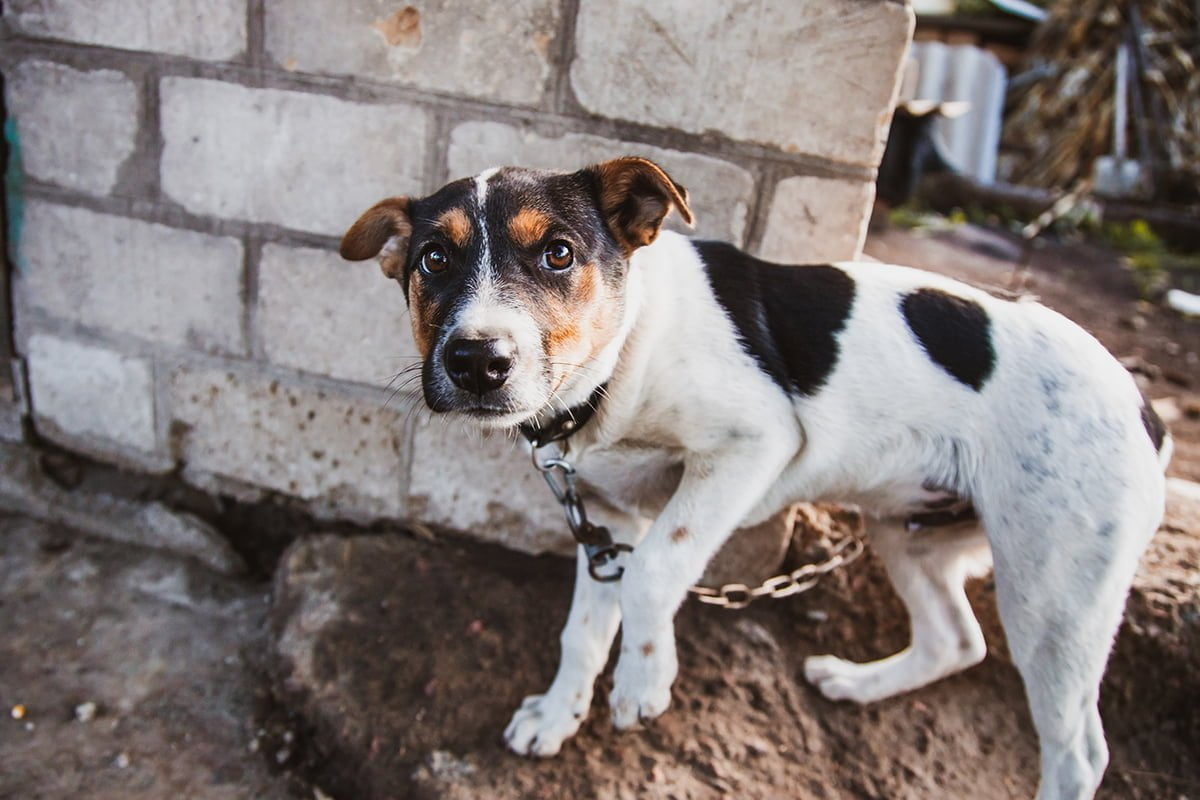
[340,158,692,428]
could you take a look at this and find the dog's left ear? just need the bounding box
[583,157,694,253]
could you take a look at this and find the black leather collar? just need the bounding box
[519,384,607,449]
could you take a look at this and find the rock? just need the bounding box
[700,506,795,588]
[0,442,245,575]
[268,532,854,799]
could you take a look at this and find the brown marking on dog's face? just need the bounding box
[407,272,436,358]
[640,641,655,657]
[535,261,609,369]
[436,206,472,249]
[671,526,690,543]
[507,207,552,249]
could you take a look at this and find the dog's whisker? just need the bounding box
[381,365,424,392]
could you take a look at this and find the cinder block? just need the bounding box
[757,175,875,263]
[4,0,246,61]
[266,0,560,107]
[258,243,417,386]
[408,417,570,554]
[17,201,245,354]
[570,0,913,167]
[25,333,158,456]
[169,369,407,519]
[5,61,139,197]
[160,79,428,235]
[447,121,755,244]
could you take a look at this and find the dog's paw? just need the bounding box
[803,654,881,704]
[609,682,672,730]
[503,693,586,757]
[609,646,676,730]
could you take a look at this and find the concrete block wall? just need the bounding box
[2,0,913,554]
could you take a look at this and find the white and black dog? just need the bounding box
[341,158,1170,800]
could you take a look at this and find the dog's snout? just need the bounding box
[444,337,516,395]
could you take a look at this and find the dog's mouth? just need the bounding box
[442,403,547,432]
[422,373,546,428]
[458,402,532,421]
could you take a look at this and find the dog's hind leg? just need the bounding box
[504,536,626,757]
[985,499,1160,800]
[805,518,991,703]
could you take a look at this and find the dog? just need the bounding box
[340,157,1170,800]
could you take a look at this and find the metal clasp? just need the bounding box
[532,444,631,582]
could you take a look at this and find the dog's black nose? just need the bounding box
[444,337,515,395]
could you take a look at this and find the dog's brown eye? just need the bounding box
[542,241,574,271]
[420,245,449,275]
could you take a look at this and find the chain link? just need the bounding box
[688,532,865,610]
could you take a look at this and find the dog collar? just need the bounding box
[518,384,607,449]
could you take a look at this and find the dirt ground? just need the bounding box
[3,224,1199,800]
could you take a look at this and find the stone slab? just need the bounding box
[4,60,139,197]
[4,0,247,61]
[168,368,407,520]
[757,175,875,263]
[17,201,245,354]
[160,78,429,236]
[266,0,560,107]
[447,120,755,244]
[24,333,159,457]
[258,243,417,386]
[407,417,569,555]
[570,0,913,167]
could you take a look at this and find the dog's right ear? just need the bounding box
[339,197,412,279]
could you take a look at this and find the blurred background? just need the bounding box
[1,2,1197,799]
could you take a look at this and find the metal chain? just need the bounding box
[531,442,865,603]
[532,443,631,582]
[688,532,865,610]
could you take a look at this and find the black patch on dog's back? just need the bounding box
[1139,394,1167,452]
[901,288,995,391]
[695,241,855,396]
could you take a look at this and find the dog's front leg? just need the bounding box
[505,542,623,756]
[609,442,794,729]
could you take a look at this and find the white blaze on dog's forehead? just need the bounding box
[455,287,533,339]
[474,167,499,282]
[450,172,541,377]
